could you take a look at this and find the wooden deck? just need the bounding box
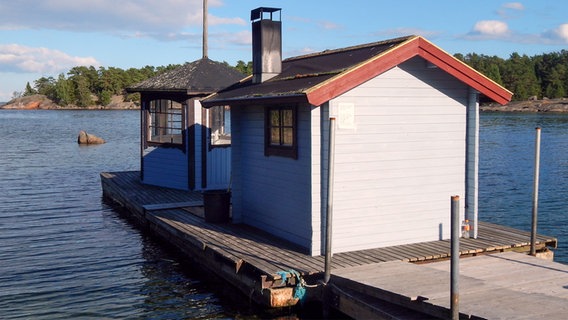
[101,171,559,318]
[332,252,568,319]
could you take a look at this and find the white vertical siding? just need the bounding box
[310,105,323,255]
[232,104,313,251]
[326,56,469,253]
[201,101,231,190]
[466,88,479,238]
[205,146,231,190]
[142,146,189,190]
[231,105,243,223]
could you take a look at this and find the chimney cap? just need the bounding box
[251,7,281,22]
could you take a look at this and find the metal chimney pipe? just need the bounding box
[250,7,282,83]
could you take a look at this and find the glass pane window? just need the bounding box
[147,99,184,145]
[210,105,231,146]
[265,106,297,159]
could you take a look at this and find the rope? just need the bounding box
[275,269,319,303]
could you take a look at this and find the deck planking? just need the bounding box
[101,171,559,316]
[333,252,568,319]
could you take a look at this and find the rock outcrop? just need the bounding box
[0,94,138,110]
[0,94,58,109]
[78,130,106,144]
[481,98,568,113]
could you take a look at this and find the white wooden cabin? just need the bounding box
[202,8,512,256]
[128,58,244,191]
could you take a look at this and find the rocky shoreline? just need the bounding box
[2,94,568,113]
[0,94,138,110]
[480,98,568,113]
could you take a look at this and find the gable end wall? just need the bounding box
[327,56,468,253]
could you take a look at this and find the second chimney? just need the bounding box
[251,7,282,84]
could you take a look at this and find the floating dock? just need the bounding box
[101,171,562,319]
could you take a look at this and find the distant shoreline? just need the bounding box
[480,98,568,113]
[2,95,567,113]
[0,94,138,110]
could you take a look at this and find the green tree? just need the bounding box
[501,53,540,100]
[34,76,57,100]
[24,82,36,96]
[55,73,74,106]
[235,60,253,75]
[99,90,112,106]
[535,52,567,99]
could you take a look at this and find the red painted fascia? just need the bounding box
[306,36,512,107]
[416,37,512,105]
[305,37,420,107]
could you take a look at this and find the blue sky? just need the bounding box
[1,0,567,102]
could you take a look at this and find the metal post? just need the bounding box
[451,195,460,320]
[324,117,336,284]
[530,127,541,256]
[202,0,208,59]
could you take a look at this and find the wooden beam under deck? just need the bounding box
[100,171,559,317]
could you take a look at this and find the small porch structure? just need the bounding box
[127,59,244,191]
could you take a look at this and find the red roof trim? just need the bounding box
[416,37,512,105]
[305,36,512,106]
[305,37,420,106]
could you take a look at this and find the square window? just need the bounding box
[265,106,297,159]
[147,99,184,147]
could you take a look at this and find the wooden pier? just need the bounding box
[101,171,561,319]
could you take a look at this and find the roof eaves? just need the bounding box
[201,93,307,108]
[126,87,188,94]
[416,37,513,105]
[305,36,420,106]
[304,35,513,106]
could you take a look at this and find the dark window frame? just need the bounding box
[264,105,298,159]
[146,99,185,150]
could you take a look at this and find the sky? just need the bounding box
[1,0,567,102]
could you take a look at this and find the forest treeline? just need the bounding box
[15,60,253,108]
[15,51,568,107]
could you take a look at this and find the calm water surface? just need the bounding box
[0,110,567,319]
[0,110,276,320]
[479,112,568,263]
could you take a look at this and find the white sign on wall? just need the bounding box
[337,102,355,129]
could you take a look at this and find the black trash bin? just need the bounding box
[203,190,231,223]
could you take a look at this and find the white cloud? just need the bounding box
[553,24,568,43]
[318,21,341,30]
[0,0,243,40]
[0,44,100,73]
[217,30,251,46]
[502,2,525,10]
[472,20,510,37]
[209,16,246,26]
[497,2,525,19]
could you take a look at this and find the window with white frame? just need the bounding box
[210,105,231,146]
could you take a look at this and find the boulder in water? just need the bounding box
[78,130,105,144]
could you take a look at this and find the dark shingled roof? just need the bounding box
[127,58,245,95]
[202,36,413,106]
[202,35,513,107]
